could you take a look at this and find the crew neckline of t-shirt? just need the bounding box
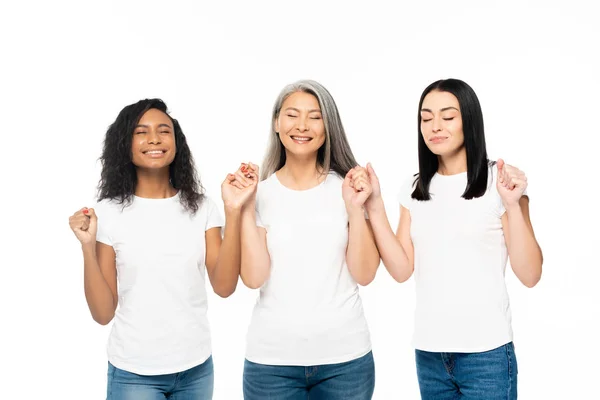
[133,191,180,203]
[272,171,331,193]
[434,171,467,180]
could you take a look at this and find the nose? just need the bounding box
[296,116,309,132]
[432,116,443,133]
[147,129,161,144]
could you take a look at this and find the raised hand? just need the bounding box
[69,207,97,245]
[343,165,373,211]
[496,158,528,207]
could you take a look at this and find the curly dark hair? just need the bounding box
[97,98,204,214]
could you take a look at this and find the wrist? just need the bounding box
[504,202,522,214]
[224,205,243,217]
[81,242,96,253]
[346,204,365,218]
[365,196,384,213]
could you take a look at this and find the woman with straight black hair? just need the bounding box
[364,79,543,399]
[68,99,249,399]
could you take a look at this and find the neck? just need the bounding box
[438,147,468,175]
[135,168,176,198]
[277,152,324,190]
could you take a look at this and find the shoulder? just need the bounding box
[93,198,123,219]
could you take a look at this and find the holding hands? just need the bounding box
[222,162,259,210]
[343,163,378,213]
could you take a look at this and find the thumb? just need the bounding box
[366,162,377,179]
[497,158,505,172]
[85,207,97,222]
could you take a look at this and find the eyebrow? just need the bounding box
[420,107,459,113]
[284,107,322,113]
[135,123,172,129]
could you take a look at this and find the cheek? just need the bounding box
[278,119,294,133]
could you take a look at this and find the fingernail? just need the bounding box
[83,209,89,214]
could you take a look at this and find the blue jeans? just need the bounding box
[415,342,518,400]
[243,351,375,400]
[107,356,214,400]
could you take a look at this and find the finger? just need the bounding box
[86,208,97,221]
[247,162,259,173]
[508,178,527,190]
[366,162,377,179]
[231,180,245,190]
[354,177,371,192]
[352,168,368,181]
[234,170,252,187]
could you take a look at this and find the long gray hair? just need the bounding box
[260,80,358,180]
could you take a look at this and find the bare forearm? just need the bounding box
[346,209,380,286]
[82,244,116,325]
[240,204,270,289]
[506,204,543,287]
[366,203,412,282]
[211,208,242,298]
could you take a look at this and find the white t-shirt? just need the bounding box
[245,173,372,366]
[94,193,224,375]
[399,166,519,352]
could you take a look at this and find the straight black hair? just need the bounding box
[412,78,493,200]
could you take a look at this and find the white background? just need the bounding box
[1,0,598,398]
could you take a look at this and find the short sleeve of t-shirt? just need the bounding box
[397,175,417,211]
[203,196,225,231]
[94,200,113,246]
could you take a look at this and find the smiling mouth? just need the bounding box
[429,136,448,143]
[290,136,312,143]
[143,150,167,154]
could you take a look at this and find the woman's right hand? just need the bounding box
[221,162,259,210]
[69,207,97,245]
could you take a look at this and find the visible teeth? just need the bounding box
[146,150,163,154]
[291,136,311,141]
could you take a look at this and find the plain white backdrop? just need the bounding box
[1,0,598,398]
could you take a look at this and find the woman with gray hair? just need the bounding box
[228,80,379,399]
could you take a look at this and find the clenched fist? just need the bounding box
[69,207,97,245]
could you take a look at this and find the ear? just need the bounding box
[274,116,279,134]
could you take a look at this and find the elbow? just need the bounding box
[522,273,541,288]
[383,261,413,283]
[393,272,413,284]
[356,274,376,287]
[240,269,266,290]
[352,262,379,287]
[213,281,238,298]
[93,312,114,326]
[241,275,264,290]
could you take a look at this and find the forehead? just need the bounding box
[421,90,460,111]
[282,91,321,110]
[138,108,172,125]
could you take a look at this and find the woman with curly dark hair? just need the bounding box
[68,99,249,399]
